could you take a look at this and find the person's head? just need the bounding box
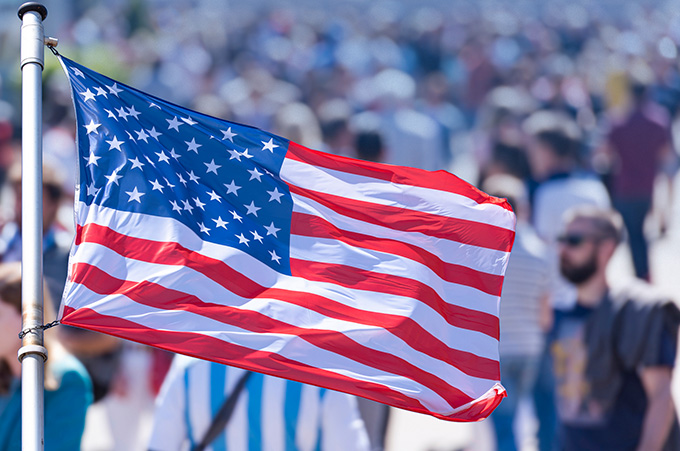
[355,130,384,163]
[481,174,528,221]
[558,207,624,286]
[8,160,65,233]
[523,110,581,180]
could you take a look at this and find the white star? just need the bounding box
[188,171,200,184]
[269,250,281,264]
[84,119,101,135]
[104,109,117,121]
[245,201,261,217]
[193,197,206,210]
[149,102,161,109]
[129,157,145,170]
[227,149,242,161]
[207,190,222,202]
[166,116,183,131]
[182,116,197,126]
[241,149,253,159]
[147,127,162,140]
[127,106,141,120]
[213,217,228,229]
[264,222,281,237]
[164,178,176,188]
[85,152,101,166]
[135,129,149,143]
[107,83,123,96]
[267,187,284,203]
[106,136,124,151]
[126,131,136,142]
[72,68,84,78]
[94,86,108,98]
[221,127,237,142]
[224,180,241,195]
[177,173,187,186]
[170,200,182,212]
[204,159,221,174]
[198,223,210,235]
[236,233,250,246]
[230,210,243,222]
[251,230,264,243]
[248,167,263,182]
[262,138,279,152]
[126,187,145,203]
[186,138,202,153]
[169,148,181,160]
[182,200,194,213]
[86,183,100,198]
[80,89,96,102]
[105,170,122,185]
[156,151,170,163]
[116,107,130,121]
[151,180,164,192]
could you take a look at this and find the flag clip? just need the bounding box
[18,319,60,339]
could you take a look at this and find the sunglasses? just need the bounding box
[556,233,601,247]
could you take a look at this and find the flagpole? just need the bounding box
[17,3,48,450]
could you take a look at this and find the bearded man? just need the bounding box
[549,206,680,450]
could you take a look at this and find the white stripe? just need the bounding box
[187,359,211,446]
[281,158,515,230]
[262,376,286,451]
[296,385,321,451]
[67,247,497,393]
[72,202,502,316]
[291,193,510,276]
[70,241,499,358]
[226,366,248,451]
[65,281,472,413]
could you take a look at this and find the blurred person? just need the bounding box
[550,206,680,450]
[274,102,324,150]
[351,124,391,451]
[523,110,611,451]
[317,98,355,158]
[0,161,123,405]
[148,356,370,451]
[484,174,551,451]
[0,262,92,450]
[359,68,444,171]
[600,71,675,281]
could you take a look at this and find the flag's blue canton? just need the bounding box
[62,57,293,274]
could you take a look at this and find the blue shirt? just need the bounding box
[148,356,369,451]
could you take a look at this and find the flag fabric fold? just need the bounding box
[57,55,515,422]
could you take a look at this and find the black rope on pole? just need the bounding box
[19,320,61,339]
[47,43,58,56]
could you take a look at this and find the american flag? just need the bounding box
[58,55,515,421]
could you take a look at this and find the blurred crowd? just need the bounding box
[1,0,680,450]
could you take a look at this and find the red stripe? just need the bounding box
[290,258,500,338]
[73,224,500,372]
[61,306,500,421]
[285,141,512,211]
[77,222,498,337]
[72,261,498,381]
[288,184,514,252]
[291,212,505,294]
[70,263,467,400]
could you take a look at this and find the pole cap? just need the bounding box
[18,2,47,21]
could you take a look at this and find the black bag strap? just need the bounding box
[192,370,253,451]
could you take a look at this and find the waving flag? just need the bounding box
[58,55,515,421]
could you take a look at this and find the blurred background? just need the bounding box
[2,0,680,449]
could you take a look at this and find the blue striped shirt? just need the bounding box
[148,356,370,451]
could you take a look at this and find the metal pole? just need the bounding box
[17,3,48,450]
